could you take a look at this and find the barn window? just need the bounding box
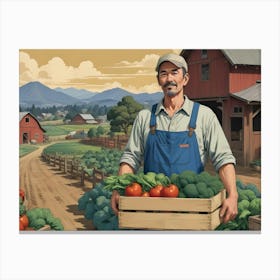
[34,133,39,139]
[25,117,30,123]
[201,64,209,80]
[233,106,243,114]
[201,50,208,59]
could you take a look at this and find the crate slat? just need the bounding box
[119,208,221,230]
[248,215,261,231]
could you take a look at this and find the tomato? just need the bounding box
[19,220,25,231]
[141,192,150,197]
[160,184,179,198]
[125,182,142,196]
[19,189,25,202]
[149,185,164,197]
[20,215,29,228]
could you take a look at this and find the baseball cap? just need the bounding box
[155,53,188,72]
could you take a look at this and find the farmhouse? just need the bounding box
[71,113,98,124]
[19,112,46,144]
[181,49,261,166]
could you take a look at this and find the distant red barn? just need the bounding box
[71,113,98,124]
[19,112,46,144]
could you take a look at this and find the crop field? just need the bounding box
[19,144,39,157]
[42,124,110,136]
[43,141,102,156]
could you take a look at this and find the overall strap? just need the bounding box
[149,103,157,134]
[188,102,200,136]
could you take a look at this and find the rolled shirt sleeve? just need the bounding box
[200,107,236,172]
[119,110,150,171]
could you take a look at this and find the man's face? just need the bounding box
[157,61,189,97]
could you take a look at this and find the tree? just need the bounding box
[96,126,105,137]
[107,96,143,135]
[87,127,97,139]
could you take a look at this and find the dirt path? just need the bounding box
[20,145,95,231]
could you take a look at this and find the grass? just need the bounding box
[43,141,102,157]
[42,123,110,136]
[19,145,39,157]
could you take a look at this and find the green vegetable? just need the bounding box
[183,184,199,198]
[196,182,208,197]
[32,218,46,230]
[238,199,250,213]
[26,207,64,230]
[179,170,197,184]
[96,196,109,210]
[248,198,261,216]
[155,173,170,186]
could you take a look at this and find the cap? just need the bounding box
[155,53,188,72]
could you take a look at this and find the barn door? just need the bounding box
[23,133,29,144]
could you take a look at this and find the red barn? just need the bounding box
[71,113,98,124]
[181,49,261,166]
[19,112,46,144]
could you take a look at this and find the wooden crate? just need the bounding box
[118,190,226,230]
[248,215,261,231]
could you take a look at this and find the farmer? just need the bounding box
[111,53,238,223]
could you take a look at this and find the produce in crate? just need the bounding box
[77,170,261,231]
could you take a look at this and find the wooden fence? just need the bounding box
[81,135,128,150]
[41,153,108,187]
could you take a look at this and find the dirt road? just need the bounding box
[20,145,261,231]
[20,145,95,231]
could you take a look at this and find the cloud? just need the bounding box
[114,54,160,69]
[19,51,102,86]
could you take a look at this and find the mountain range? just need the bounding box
[20,82,163,108]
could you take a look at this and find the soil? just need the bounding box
[20,144,261,231]
[20,145,95,231]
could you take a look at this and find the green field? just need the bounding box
[43,141,102,156]
[42,124,110,136]
[19,145,39,157]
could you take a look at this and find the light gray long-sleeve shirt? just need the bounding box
[120,96,236,173]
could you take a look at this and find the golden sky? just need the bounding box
[20,49,181,93]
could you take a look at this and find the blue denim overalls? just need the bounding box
[144,102,204,177]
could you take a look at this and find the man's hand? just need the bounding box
[111,190,120,216]
[219,196,238,224]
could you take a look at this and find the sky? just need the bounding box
[20,49,181,94]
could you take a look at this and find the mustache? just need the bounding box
[163,81,177,88]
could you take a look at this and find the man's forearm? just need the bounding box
[118,162,134,175]
[218,163,238,198]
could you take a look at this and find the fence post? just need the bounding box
[80,167,85,186]
[64,156,67,174]
[58,156,62,171]
[70,160,74,178]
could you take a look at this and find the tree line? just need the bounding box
[19,104,111,120]
[20,96,145,136]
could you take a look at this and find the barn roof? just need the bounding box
[221,49,261,66]
[79,114,95,120]
[230,82,261,104]
[78,114,98,124]
[180,49,261,66]
[19,111,46,132]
